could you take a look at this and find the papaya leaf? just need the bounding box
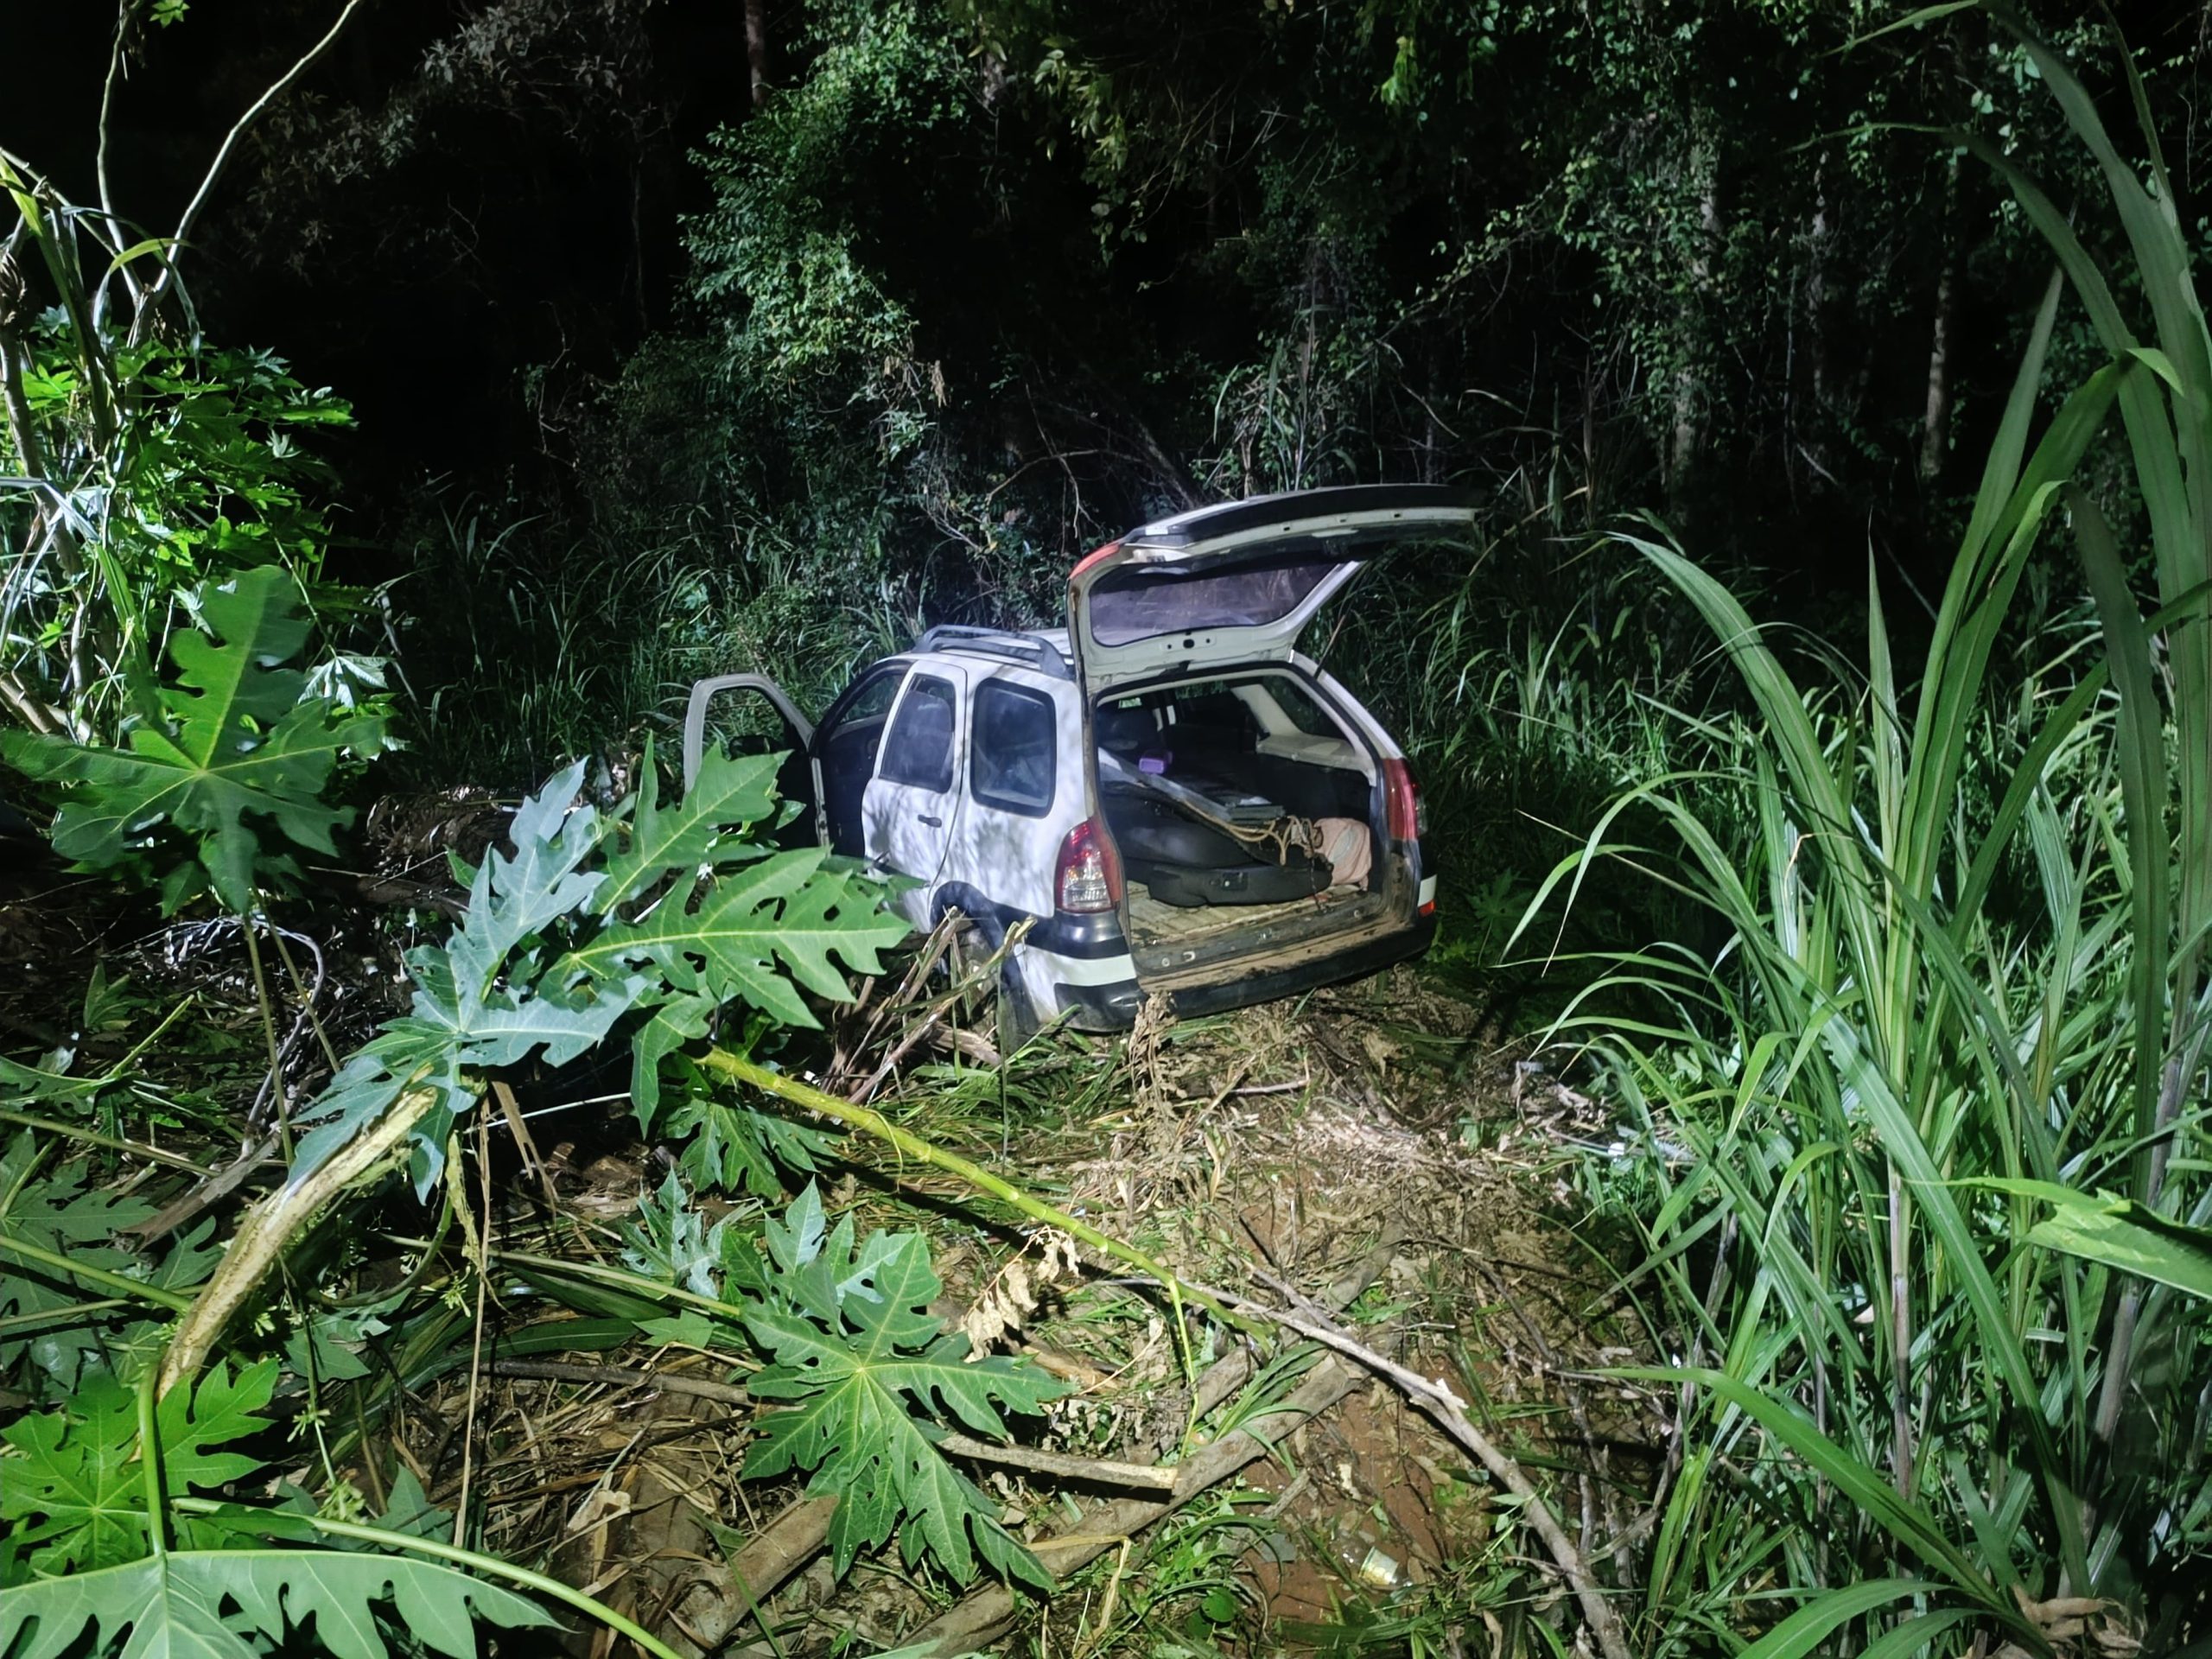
[444,759,604,1000]
[734,1186,1068,1588]
[155,1357,279,1497]
[574,847,909,1031]
[594,741,784,915]
[0,1359,281,1579]
[0,566,388,912]
[662,1072,836,1198]
[290,767,640,1192]
[0,1136,215,1394]
[0,1547,554,1659]
[0,1370,146,1573]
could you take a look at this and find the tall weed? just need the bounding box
[1535,21,2211,1650]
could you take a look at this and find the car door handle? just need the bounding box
[918,814,943,828]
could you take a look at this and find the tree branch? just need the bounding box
[1198,1281,1637,1659]
[95,0,144,320]
[130,0,370,344]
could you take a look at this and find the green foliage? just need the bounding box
[1534,18,2212,1646]
[688,0,960,427]
[0,1131,220,1396]
[619,1169,749,1297]
[731,1184,1070,1587]
[1,1360,277,1576]
[660,1077,838,1198]
[0,566,388,912]
[2005,1182,2212,1303]
[289,743,906,1197]
[0,1547,552,1659]
[0,158,362,741]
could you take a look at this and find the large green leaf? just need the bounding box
[0,1360,283,1578]
[0,1546,554,1659]
[576,845,909,1031]
[0,1370,146,1573]
[288,767,638,1192]
[594,741,784,914]
[0,566,387,912]
[734,1187,1068,1587]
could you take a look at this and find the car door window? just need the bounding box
[970,681,1056,817]
[817,668,904,857]
[879,675,957,791]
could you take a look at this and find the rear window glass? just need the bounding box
[970,682,1057,817]
[878,675,957,791]
[1087,553,1346,646]
[1254,677,1339,736]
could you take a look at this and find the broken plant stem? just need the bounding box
[0,1107,213,1177]
[700,1047,1259,1337]
[0,1231,194,1312]
[160,1083,442,1395]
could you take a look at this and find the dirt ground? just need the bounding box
[448,965,1662,1656]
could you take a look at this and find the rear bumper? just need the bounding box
[1164,909,1433,1020]
[1050,909,1433,1031]
[1054,976,1148,1030]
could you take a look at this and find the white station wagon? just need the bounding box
[682,485,1470,1033]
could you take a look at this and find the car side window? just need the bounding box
[970,681,1057,817]
[819,670,902,773]
[877,674,957,792]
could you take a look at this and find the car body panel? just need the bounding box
[863,662,973,927]
[681,674,824,844]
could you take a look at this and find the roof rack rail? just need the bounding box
[913,625,1072,681]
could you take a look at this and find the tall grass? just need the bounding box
[391,494,900,787]
[1529,22,2210,1655]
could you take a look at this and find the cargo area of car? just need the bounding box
[1090,670,1402,982]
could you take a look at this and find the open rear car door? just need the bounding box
[1067,484,1478,696]
[682,674,825,849]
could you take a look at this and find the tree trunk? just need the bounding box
[1666,146,1721,499]
[1919,155,1961,481]
[744,0,769,110]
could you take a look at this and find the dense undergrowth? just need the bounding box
[4,2,2212,1656]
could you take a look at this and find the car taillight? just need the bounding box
[1382,758,1425,840]
[1055,818,1122,912]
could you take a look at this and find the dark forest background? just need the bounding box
[16,0,2208,779]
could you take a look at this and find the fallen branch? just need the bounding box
[1199,1281,1636,1659]
[486,1359,1176,1491]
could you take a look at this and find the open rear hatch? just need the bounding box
[1067,484,1477,696]
[1068,486,1471,986]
